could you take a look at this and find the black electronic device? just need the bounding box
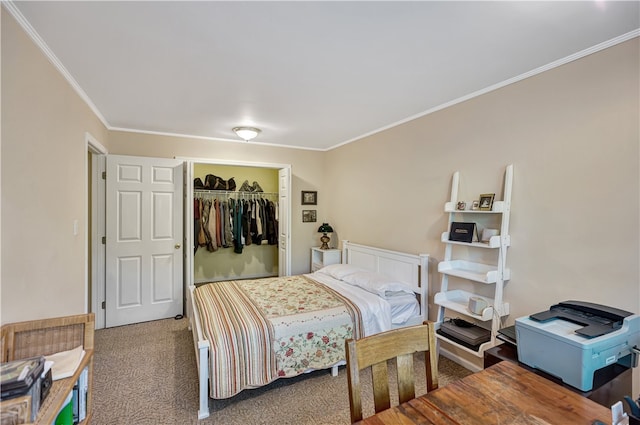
[0,356,45,422]
[438,318,491,350]
[1,356,44,399]
[449,222,477,243]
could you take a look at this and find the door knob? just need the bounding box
[175,244,181,249]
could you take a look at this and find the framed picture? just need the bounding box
[479,193,495,211]
[302,210,317,222]
[301,191,317,205]
[471,200,480,210]
[456,201,466,211]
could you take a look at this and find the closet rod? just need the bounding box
[194,190,278,199]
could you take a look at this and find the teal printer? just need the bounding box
[515,300,640,391]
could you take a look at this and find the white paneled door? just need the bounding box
[105,155,184,327]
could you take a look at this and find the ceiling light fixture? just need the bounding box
[233,126,261,142]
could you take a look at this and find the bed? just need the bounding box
[186,240,429,419]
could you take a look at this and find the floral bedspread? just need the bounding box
[193,275,363,399]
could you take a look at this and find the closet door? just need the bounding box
[105,155,184,327]
[279,167,291,276]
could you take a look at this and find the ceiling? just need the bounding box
[7,1,640,151]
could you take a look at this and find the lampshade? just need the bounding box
[317,223,334,250]
[318,223,334,233]
[233,127,261,142]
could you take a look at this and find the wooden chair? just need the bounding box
[345,321,439,423]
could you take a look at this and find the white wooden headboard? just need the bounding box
[342,240,430,322]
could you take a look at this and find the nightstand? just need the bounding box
[310,247,341,272]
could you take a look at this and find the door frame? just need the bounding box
[180,157,292,290]
[86,132,107,329]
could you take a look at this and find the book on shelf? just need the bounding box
[78,366,88,421]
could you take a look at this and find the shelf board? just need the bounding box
[434,290,509,320]
[445,201,506,213]
[435,332,498,357]
[438,260,510,283]
[441,232,509,249]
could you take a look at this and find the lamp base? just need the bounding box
[320,234,331,250]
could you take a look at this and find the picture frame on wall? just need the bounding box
[302,191,317,205]
[302,210,317,222]
[479,193,495,211]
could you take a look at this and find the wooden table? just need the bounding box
[355,361,612,425]
[484,343,632,411]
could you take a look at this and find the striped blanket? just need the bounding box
[193,275,363,399]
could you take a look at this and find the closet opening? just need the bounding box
[184,159,291,290]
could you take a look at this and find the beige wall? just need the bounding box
[326,38,640,372]
[1,11,109,323]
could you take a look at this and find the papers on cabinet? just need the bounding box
[44,345,85,380]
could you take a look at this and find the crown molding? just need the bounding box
[3,0,111,130]
[330,29,640,151]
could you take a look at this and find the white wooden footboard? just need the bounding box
[187,285,211,419]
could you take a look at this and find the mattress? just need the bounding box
[308,271,420,329]
[386,293,420,325]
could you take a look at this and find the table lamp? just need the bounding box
[317,223,334,250]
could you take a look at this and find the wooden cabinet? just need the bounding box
[310,247,341,272]
[1,313,94,424]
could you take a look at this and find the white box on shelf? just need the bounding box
[435,289,510,319]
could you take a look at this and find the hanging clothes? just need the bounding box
[198,199,207,248]
[193,192,279,254]
[215,200,222,248]
[206,199,217,252]
[223,200,233,248]
[264,200,277,245]
[233,198,244,254]
[194,198,201,254]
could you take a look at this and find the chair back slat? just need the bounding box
[345,321,439,423]
[371,361,391,413]
[396,353,416,403]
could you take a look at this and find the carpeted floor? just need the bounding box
[93,318,473,424]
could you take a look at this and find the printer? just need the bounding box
[515,300,640,391]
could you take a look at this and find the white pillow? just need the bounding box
[341,271,415,299]
[315,264,366,280]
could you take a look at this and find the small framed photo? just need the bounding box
[302,210,317,222]
[456,201,466,210]
[479,193,495,211]
[301,191,317,205]
[471,200,480,210]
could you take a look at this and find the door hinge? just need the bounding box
[101,236,106,244]
[101,301,106,309]
[102,171,106,180]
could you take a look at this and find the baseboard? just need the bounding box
[439,346,483,373]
